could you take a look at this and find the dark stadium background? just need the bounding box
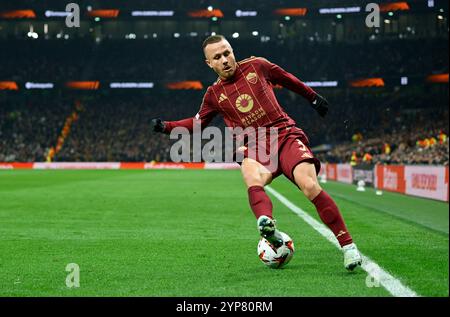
[0,0,448,164]
[0,0,448,300]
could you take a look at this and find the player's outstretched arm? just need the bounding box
[150,88,218,134]
[150,117,197,134]
[259,58,329,118]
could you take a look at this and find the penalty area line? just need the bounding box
[266,186,420,297]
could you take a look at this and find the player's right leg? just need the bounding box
[241,158,283,247]
[292,161,362,271]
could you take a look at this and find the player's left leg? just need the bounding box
[292,162,362,271]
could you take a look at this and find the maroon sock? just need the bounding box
[248,186,273,219]
[311,190,353,247]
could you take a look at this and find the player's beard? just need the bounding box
[219,66,236,80]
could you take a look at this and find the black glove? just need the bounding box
[310,94,329,118]
[150,118,165,133]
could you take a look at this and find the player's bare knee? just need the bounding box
[242,170,264,188]
[241,159,271,188]
[300,178,322,199]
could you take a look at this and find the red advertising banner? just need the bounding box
[379,2,410,12]
[375,165,406,194]
[188,9,224,18]
[337,164,352,184]
[273,8,308,16]
[1,162,448,202]
[446,167,449,202]
[0,162,33,169]
[326,164,337,181]
[0,10,36,18]
[120,162,146,169]
[350,78,385,88]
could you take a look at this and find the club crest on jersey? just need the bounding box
[236,94,254,113]
[246,72,258,84]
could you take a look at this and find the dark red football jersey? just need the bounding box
[164,56,317,134]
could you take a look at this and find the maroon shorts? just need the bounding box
[239,126,321,183]
[272,128,321,183]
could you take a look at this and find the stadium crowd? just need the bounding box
[1,85,448,165]
[1,38,447,83]
[0,34,448,165]
[316,126,449,166]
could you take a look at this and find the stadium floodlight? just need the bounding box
[131,11,174,17]
[336,14,342,19]
[174,33,180,38]
[211,32,216,36]
[44,10,71,17]
[427,0,435,7]
[211,16,218,21]
[284,16,291,21]
[207,6,213,12]
[388,12,394,16]
[437,15,444,20]
[110,82,154,89]
[304,81,338,87]
[232,32,239,38]
[319,7,361,14]
[25,82,54,89]
[252,31,259,36]
[95,17,100,22]
[235,10,258,17]
[384,19,391,24]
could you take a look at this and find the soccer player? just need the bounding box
[151,35,362,271]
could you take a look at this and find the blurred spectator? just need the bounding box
[0,38,448,165]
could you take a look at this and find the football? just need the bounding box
[257,232,295,269]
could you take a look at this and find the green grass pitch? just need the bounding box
[0,170,448,296]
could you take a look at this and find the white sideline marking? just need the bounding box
[266,186,419,297]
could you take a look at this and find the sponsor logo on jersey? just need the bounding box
[218,93,228,103]
[236,94,254,113]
